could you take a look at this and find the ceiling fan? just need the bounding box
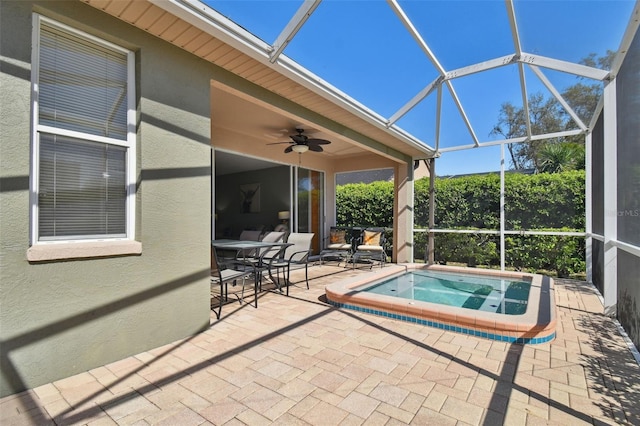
[267,128,331,153]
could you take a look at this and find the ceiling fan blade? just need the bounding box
[307,138,331,145]
[269,128,330,153]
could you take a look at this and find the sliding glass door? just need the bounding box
[295,168,324,254]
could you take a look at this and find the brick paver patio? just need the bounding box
[2,263,639,425]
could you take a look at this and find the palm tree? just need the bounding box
[537,142,583,173]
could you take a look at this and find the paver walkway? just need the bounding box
[2,264,639,425]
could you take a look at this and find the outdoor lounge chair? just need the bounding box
[210,246,255,318]
[267,232,314,295]
[320,226,353,266]
[353,227,387,269]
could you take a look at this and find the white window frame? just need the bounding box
[29,14,137,250]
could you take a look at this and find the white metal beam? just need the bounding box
[518,62,532,140]
[529,129,584,140]
[437,128,585,153]
[588,90,606,131]
[426,229,587,237]
[269,0,322,63]
[529,64,587,131]
[506,0,532,144]
[602,80,617,316]
[500,144,506,270]
[387,0,446,75]
[444,54,517,81]
[615,240,640,258]
[519,53,610,81]
[505,0,522,56]
[585,132,593,283]
[445,81,480,146]
[435,84,442,152]
[388,76,441,126]
[438,137,528,153]
[609,2,640,76]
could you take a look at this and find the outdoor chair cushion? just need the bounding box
[363,230,381,246]
[327,228,351,250]
[356,229,384,252]
[330,229,346,244]
[356,243,384,252]
[328,243,352,250]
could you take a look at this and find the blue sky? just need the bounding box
[206,0,635,175]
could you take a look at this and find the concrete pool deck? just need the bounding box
[1,264,639,425]
[325,264,556,344]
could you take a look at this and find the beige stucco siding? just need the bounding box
[0,1,214,397]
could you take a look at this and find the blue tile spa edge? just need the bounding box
[327,299,555,345]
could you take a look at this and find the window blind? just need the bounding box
[36,20,130,241]
[39,134,127,240]
[39,23,128,140]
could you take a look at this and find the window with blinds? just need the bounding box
[33,16,134,242]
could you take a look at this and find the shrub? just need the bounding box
[337,170,586,276]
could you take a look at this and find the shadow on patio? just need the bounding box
[2,265,639,425]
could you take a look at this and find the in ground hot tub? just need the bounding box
[325,264,556,344]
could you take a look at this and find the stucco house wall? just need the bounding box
[0,0,421,397]
[0,1,215,397]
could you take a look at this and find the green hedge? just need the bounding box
[412,230,585,277]
[336,181,394,228]
[413,170,585,229]
[337,170,586,277]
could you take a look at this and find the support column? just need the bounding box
[603,80,617,316]
[394,161,414,263]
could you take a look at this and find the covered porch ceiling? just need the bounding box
[210,86,372,176]
[210,83,388,163]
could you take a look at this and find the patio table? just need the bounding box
[211,239,292,306]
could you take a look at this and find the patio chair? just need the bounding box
[267,232,314,295]
[257,231,285,252]
[231,229,266,260]
[239,230,262,241]
[240,231,286,289]
[352,227,387,269]
[320,226,353,266]
[210,246,255,319]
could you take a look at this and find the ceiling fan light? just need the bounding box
[292,144,309,153]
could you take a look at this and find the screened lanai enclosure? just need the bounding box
[5,0,640,405]
[207,0,639,351]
